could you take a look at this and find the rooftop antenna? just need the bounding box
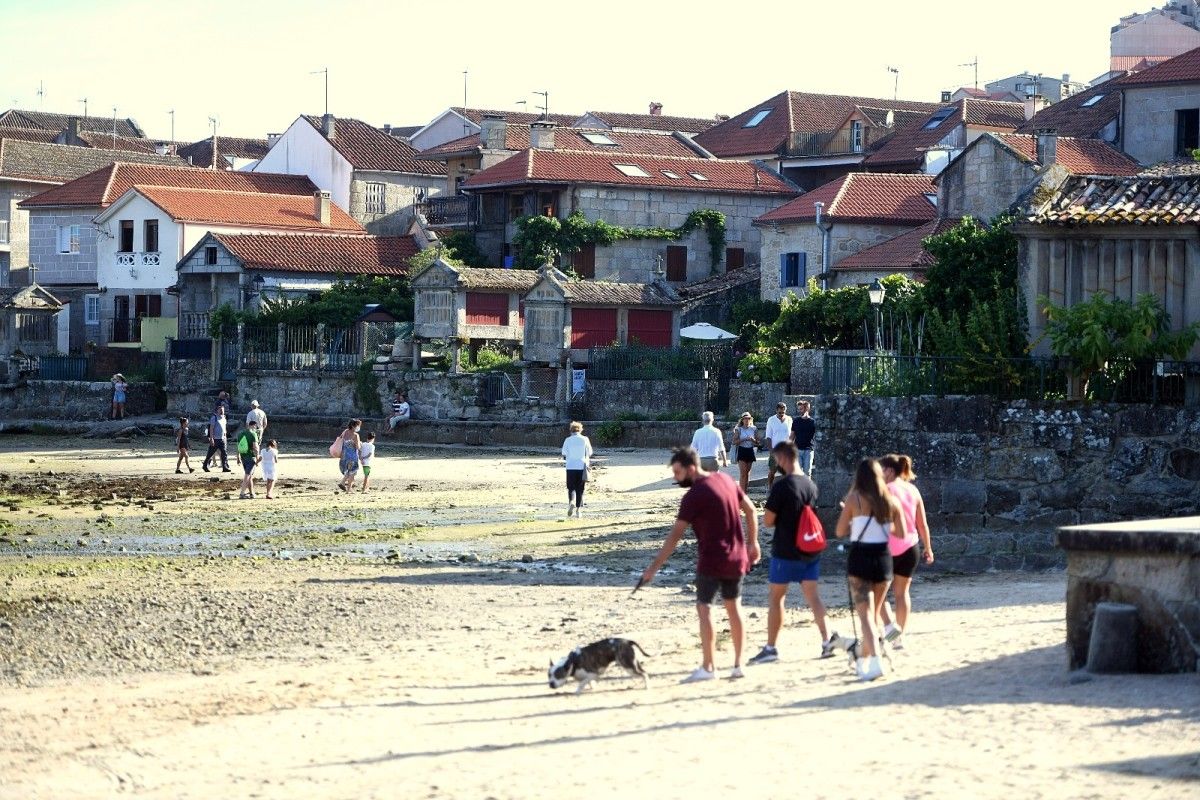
[463,69,468,107]
[515,99,527,109]
[533,90,549,116]
[36,81,44,108]
[208,116,219,169]
[959,55,979,89]
[112,106,117,147]
[168,109,175,145]
[887,66,900,100]
[310,67,328,116]
[79,97,88,118]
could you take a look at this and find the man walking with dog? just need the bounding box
[641,447,760,682]
[748,441,833,665]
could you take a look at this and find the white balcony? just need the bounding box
[115,251,162,277]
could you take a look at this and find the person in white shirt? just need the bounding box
[690,411,728,473]
[764,402,793,489]
[260,439,279,499]
[387,392,411,432]
[561,421,594,518]
[246,399,268,434]
[358,432,376,493]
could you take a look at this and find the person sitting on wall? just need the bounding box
[387,392,411,432]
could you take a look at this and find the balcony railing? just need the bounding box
[109,316,143,344]
[116,251,163,269]
[180,312,211,339]
[784,127,889,158]
[419,195,475,227]
[0,219,8,244]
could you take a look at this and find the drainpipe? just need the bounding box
[814,201,831,290]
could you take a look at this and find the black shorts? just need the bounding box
[736,446,756,464]
[892,545,919,578]
[847,542,892,584]
[695,574,742,604]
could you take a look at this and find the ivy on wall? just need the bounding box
[511,209,727,270]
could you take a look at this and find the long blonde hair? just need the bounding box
[852,458,893,522]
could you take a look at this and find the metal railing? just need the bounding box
[419,195,475,226]
[237,322,366,372]
[589,343,735,380]
[32,355,88,381]
[109,317,142,344]
[0,219,8,244]
[784,127,886,158]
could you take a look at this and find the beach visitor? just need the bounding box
[261,439,279,499]
[215,390,232,414]
[765,402,792,489]
[387,392,411,432]
[175,417,194,474]
[561,421,593,518]
[337,419,362,493]
[792,399,816,476]
[749,441,833,664]
[359,432,376,493]
[835,458,908,681]
[237,420,261,499]
[202,405,231,473]
[245,399,267,434]
[878,453,934,649]
[641,447,761,682]
[110,374,128,420]
[731,412,759,493]
[690,411,728,473]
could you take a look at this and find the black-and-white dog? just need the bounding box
[548,638,652,693]
[827,631,892,671]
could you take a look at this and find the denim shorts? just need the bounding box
[768,556,820,584]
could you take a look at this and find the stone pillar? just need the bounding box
[163,337,174,389]
[276,323,286,371]
[236,322,245,373]
[450,341,461,374]
[521,365,530,400]
[411,339,421,371]
[315,323,326,371]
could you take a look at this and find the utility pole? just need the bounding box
[887,66,899,100]
[310,68,328,116]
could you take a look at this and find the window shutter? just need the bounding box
[780,253,788,288]
[798,252,807,287]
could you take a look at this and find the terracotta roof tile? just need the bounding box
[453,266,542,292]
[131,186,363,233]
[0,126,60,145]
[677,266,760,304]
[450,108,579,127]
[211,233,416,275]
[834,218,960,271]
[1116,45,1200,87]
[20,163,316,208]
[991,133,1141,176]
[0,109,143,138]
[1028,174,1200,225]
[0,141,183,185]
[863,99,1024,169]
[420,127,706,159]
[1016,80,1122,139]
[463,149,795,194]
[562,279,678,306]
[303,116,446,175]
[73,131,161,153]
[754,173,936,226]
[177,136,270,168]
[581,111,718,134]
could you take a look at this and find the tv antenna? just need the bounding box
[36,81,44,107]
[168,109,175,145]
[463,69,468,107]
[887,66,899,100]
[79,97,88,118]
[959,56,979,89]
[533,90,549,116]
[112,107,118,147]
[310,67,328,116]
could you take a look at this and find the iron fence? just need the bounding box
[32,355,88,381]
[587,343,738,413]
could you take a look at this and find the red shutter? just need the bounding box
[465,292,508,325]
[726,247,745,270]
[572,242,596,278]
[666,245,687,281]
[570,308,618,349]
[628,310,673,347]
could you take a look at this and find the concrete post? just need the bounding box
[236,322,245,373]
[412,339,421,371]
[451,341,462,374]
[163,337,174,390]
[1086,602,1139,674]
[276,323,286,371]
[315,323,326,371]
[521,365,530,400]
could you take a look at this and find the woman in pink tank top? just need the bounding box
[879,454,933,649]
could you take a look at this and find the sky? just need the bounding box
[0,0,1149,142]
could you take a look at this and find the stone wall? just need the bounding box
[939,135,1036,221]
[759,220,917,301]
[0,379,157,420]
[1122,84,1200,167]
[728,381,789,418]
[26,209,99,285]
[350,170,445,236]
[233,370,362,417]
[165,358,215,416]
[790,349,823,394]
[584,379,706,419]
[378,368,559,422]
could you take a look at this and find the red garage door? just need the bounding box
[466,292,508,325]
[628,309,672,347]
[570,307,618,349]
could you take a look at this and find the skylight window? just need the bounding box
[689,172,709,181]
[743,109,772,128]
[1081,94,1106,108]
[581,132,617,146]
[924,193,938,207]
[922,107,956,129]
[662,170,682,179]
[613,163,651,177]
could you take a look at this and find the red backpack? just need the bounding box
[795,505,827,554]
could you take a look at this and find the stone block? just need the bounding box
[1116,405,1180,437]
[985,483,1020,515]
[941,479,987,513]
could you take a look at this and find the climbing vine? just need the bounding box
[512,209,727,270]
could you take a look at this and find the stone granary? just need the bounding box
[0,283,62,383]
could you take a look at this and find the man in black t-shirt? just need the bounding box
[748,441,833,664]
[791,399,816,476]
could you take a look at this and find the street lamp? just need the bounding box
[867,278,886,351]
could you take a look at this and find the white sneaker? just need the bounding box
[566,504,574,518]
[729,666,745,680]
[883,622,902,642]
[681,667,715,684]
[859,655,884,682]
[575,506,583,518]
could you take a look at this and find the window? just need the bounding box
[1081,94,1105,108]
[851,120,864,152]
[780,252,806,288]
[57,224,80,254]
[1177,108,1200,155]
[666,245,687,281]
[743,109,772,128]
[572,242,596,279]
[84,294,100,325]
[922,107,955,130]
[613,163,651,177]
[119,220,134,252]
[924,192,938,207]
[580,132,616,146]
[538,190,558,218]
[1015,83,1025,93]
[662,170,682,179]
[204,246,218,265]
[134,293,163,318]
[508,193,526,222]
[725,247,745,271]
[688,172,709,181]
[365,182,386,214]
[144,220,159,253]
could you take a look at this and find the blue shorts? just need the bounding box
[113,393,126,404]
[768,555,820,584]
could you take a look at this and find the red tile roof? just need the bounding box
[463,149,796,194]
[303,116,446,176]
[450,108,579,127]
[1029,174,1200,225]
[0,109,143,138]
[1,141,183,185]
[420,127,705,159]
[20,163,316,208]
[133,186,364,232]
[693,91,942,158]
[0,126,60,145]
[581,111,718,134]
[211,233,415,275]
[178,136,270,168]
[754,173,936,226]
[1015,80,1122,139]
[1116,45,1200,88]
[834,218,960,271]
[991,133,1141,176]
[74,131,161,153]
[863,99,1025,169]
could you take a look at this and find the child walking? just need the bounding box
[261,439,279,499]
[175,417,195,474]
[359,432,376,493]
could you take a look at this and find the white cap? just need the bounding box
[250,399,260,408]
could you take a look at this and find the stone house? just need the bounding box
[1015,173,1200,358]
[754,172,938,299]
[0,283,62,382]
[1016,79,1124,144]
[860,97,1027,176]
[177,136,270,171]
[691,90,941,191]
[983,72,1088,102]
[409,108,580,153]
[461,125,797,282]
[176,232,419,339]
[19,164,317,352]
[1116,45,1200,166]
[0,109,145,139]
[254,114,446,235]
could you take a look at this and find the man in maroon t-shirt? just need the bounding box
[642,447,761,682]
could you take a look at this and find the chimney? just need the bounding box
[66,116,82,145]
[940,90,952,103]
[649,102,663,116]
[1024,93,1049,121]
[1035,129,1058,165]
[715,114,730,122]
[322,113,336,139]
[1062,73,1070,84]
[383,123,392,134]
[530,119,556,150]
[314,190,331,225]
[480,113,507,149]
[154,143,170,156]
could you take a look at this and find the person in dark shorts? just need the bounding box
[174,417,194,474]
[878,453,934,650]
[791,399,816,476]
[237,421,261,499]
[835,458,908,681]
[641,447,761,683]
[748,442,832,665]
[730,412,759,493]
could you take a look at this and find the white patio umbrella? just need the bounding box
[679,322,737,340]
